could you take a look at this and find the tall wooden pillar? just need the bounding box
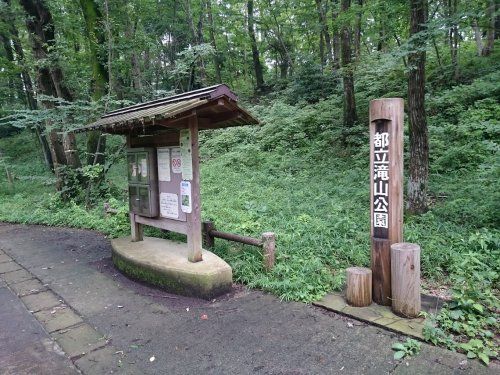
[369,98,404,305]
[186,115,203,262]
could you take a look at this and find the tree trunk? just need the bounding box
[247,0,265,92]
[78,0,108,167]
[407,0,429,214]
[354,0,363,59]
[196,10,207,87]
[63,132,81,168]
[340,0,357,129]
[206,0,222,83]
[448,0,459,80]
[0,34,20,103]
[2,0,54,170]
[472,19,483,56]
[79,0,108,100]
[482,0,496,56]
[319,30,325,66]
[19,0,80,192]
[332,0,341,70]
[315,0,333,66]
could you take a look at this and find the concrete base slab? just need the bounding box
[314,291,444,340]
[111,236,232,300]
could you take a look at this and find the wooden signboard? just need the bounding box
[369,98,404,306]
[126,115,203,263]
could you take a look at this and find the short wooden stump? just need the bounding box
[391,243,421,318]
[346,267,372,307]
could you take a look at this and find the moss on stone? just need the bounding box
[112,251,232,300]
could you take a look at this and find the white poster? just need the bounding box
[179,129,193,181]
[157,148,171,182]
[159,193,179,219]
[180,181,192,213]
[171,147,182,174]
[140,157,148,178]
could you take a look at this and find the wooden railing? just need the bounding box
[202,221,275,271]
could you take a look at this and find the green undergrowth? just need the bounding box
[0,72,499,307]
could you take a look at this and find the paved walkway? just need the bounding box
[0,223,496,374]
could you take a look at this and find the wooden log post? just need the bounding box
[202,220,215,249]
[346,267,372,307]
[186,115,203,262]
[369,98,404,306]
[130,213,143,242]
[391,243,421,318]
[261,232,276,271]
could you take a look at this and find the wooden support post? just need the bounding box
[202,221,215,249]
[186,115,203,262]
[261,232,275,271]
[369,98,404,306]
[391,243,421,318]
[346,267,372,307]
[130,213,143,242]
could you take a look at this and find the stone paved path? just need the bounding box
[0,223,497,374]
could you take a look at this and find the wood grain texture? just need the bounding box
[135,215,187,235]
[186,114,203,262]
[391,242,421,318]
[371,238,392,305]
[261,232,276,271]
[369,98,404,306]
[130,213,143,242]
[346,267,372,307]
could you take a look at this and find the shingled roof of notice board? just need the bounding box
[75,84,259,134]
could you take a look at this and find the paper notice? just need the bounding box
[159,193,179,219]
[157,148,171,182]
[140,157,148,178]
[179,129,193,181]
[171,147,181,174]
[180,181,192,213]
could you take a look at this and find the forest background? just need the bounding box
[0,0,498,364]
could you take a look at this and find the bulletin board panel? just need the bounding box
[157,147,187,222]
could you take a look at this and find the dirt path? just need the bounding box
[0,223,496,374]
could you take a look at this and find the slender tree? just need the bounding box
[247,0,265,92]
[481,0,496,56]
[340,0,357,129]
[79,0,108,166]
[206,0,222,83]
[315,0,333,67]
[407,0,429,213]
[331,0,341,69]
